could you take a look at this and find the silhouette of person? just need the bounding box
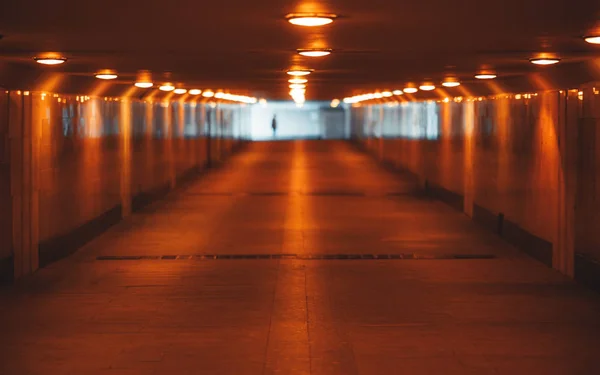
[271,115,277,138]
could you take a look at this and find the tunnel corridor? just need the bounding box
[2,140,600,374]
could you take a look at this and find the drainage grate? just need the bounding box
[96,253,496,261]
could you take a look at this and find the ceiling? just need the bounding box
[1,0,600,100]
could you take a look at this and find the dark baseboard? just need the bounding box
[501,218,553,267]
[425,182,464,212]
[0,255,13,283]
[131,182,172,212]
[575,253,600,293]
[473,204,503,235]
[175,166,201,186]
[38,204,123,267]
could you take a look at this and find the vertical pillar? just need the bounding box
[463,100,475,217]
[0,91,12,281]
[553,89,578,276]
[165,100,175,188]
[120,100,132,217]
[10,91,39,278]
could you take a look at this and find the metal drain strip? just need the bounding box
[96,253,496,261]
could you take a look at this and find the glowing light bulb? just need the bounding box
[159,83,175,91]
[189,89,202,95]
[287,14,335,27]
[287,69,312,76]
[298,49,332,57]
[34,57,67,65]
[529,57,560,65]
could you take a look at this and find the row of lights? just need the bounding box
[343,76,465,103]
[283,14,587,104]
[284,14,339,103]
[31,59,256,104]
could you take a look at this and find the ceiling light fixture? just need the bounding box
[529,57,561,65]
[403,83,419,94]
[297,48,332,57]
[135,82,153,88]
[289,78,308,84]
[475,73,497,80]
[95,69,118,80]
[134,70,153,88]
[159,83,175,91]
[286,13,336,27]
[392,90,404,95]
[382,91,393,97]
[330,99,340,108]
[419,82,436,91]
[289,84,306,89]
[34,56,67,65]
[174,88,187,94]
[287,69,312,76]
[202,90,215,98]
[584,35,600,44]
[189,89,202,95]
[442,77,461,87]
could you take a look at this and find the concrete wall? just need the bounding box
[351,86,600,289]
[0,91,250,280]
[0,91,11,280]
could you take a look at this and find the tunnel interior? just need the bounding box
[2,0,600,373]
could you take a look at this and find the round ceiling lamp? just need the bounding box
[403,83,419,94]
[529,57,561,65]
[442,77,461,87]
[584,35,600,44]
[159,83,175,91]
[34,56,67,65]
[287,69,313,76]
[297,48,332,57]
[286,13,336,27]
[289,78,308,84]
[134,70,153,88]
[202,90,215,98]
[475,72,497,80]
[419,82,436,91]
[382,91,393,97]
[95,69,118,80]
[392,90,404,95]
[289,83,306,89]
[189,89,202,95]
[135,82,153,88]
[174,88,187,94]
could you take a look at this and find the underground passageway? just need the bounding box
[2,0,600,373]
[2,141,600,374]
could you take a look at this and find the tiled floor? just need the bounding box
[1,140,600,375]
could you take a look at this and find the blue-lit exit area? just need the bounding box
[249,101,347,140]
